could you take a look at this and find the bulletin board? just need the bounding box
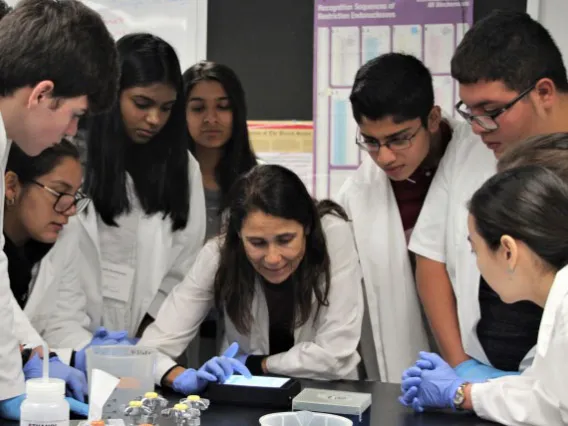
[6,0,208,72]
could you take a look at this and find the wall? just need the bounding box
[207,0,528,121]
[538,0,568,68]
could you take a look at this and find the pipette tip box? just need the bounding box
[292,388,371,424]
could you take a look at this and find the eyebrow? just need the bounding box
[189,96,230,102]
[361,126,412,140]
[133,95,176,105]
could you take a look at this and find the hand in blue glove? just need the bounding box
[172,342,252,395]
[454,358,520,381]
[23,354,88,402]
[399,352,465,412]
[0,394,88,420]
[74,327,132,374]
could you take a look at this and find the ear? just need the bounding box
[27,80,55,109]
[500,235,518,272]
[427,106,442,133]
[533,77,556,111]
[4,171,20,202]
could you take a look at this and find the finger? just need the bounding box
[419,351,445,366]
[106,330,128,340]
[416,360,434,370]
[401,385,418,404]
[65,398,89,417]
[196,370,217,382]
[228,358,252,379]
[93,327,108,338]
[412,397,424,413]
[204,358,225,381]
[402,366,422,380]
[217,357,234,379]
[67,377,85,403]
[222,342,239,359]
[401,377,421,392]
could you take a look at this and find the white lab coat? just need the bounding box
[11,225,79,363]
[140,214,364,384]
[471,265,568,425]
[0,113,25,399]
[335,153,430,384]
[408,125,535,369]
[46,152,206,350]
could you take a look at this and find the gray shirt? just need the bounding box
[204,188,222,241]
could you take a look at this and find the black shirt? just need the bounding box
[476,277,543,371]
[4,234,53,308]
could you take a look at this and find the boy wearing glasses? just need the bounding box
[409,10,568,383]
[336,52,480,383]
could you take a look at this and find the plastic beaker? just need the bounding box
[86,345,156,419]
[259,411,353,426]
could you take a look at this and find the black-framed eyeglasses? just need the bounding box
[355,125,422,152]
[31,181,90,214]
[455,82,537,131]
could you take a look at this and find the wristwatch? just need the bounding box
[453,382,469,410]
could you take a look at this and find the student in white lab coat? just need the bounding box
[0,0,119,419]
[140,164,363,389]
[47,34,206,351]
[409,10,568,382]
[336,53,478,383]
[401,164,568,425]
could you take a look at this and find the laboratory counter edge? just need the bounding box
[1,379,497,426]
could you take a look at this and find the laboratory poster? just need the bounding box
[313,0,473,198]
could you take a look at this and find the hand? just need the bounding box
[399,352,465,412]
[23,354,88,402]
[0,395,88,420]
[74,327,132,374]
[0,394,25,420]
[199,342,252,383]
[454,358,520,381]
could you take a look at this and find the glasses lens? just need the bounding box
[389,140,412,151]
[473,115,499,131]
[54,195,75,213]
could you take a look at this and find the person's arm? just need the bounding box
[415,256,469,367]
[265,216,363,380]
[139,240,217,384]
[144,154,206,324]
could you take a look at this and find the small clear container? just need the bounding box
[259,411,353,426]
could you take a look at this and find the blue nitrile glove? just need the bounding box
[454,358,520,381]
[74,327,132,374]
[0,394,25,420]
[171,342,252,395]
[0,394,88,420]
[23,354,88,402]
[399,352,465,413]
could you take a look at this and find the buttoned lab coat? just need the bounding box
[139,214,364,384]
[45,152,206,350]
[408,126,536,369]
[471,265,568,425]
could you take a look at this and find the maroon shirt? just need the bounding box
[390,167,435,232]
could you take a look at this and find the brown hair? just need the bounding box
[0,0,119,113]
[497,132,568,181]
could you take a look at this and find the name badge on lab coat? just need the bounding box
[101,262,135,303]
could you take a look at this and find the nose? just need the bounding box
[264,244,282,265]
[62,203,77,217]
[375,146,396,166]
[146,108,161,126]
[470,120,490,136]
[64,117,79,137]
[203,107,218,124]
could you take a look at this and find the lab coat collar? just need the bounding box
[537,265,568,356]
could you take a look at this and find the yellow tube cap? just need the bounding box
[173,403,188,410]
[144,392,158,398]
[129,401,143,408]
[186,395,200,401]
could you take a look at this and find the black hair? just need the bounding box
[0,1,11,19]
[214,164,348,335]
[469,165,568,271]
[84,33,190,231]
[452,10,568,93]
[183,61,257,208]
[350,53,434,126]
[6,139,80,184]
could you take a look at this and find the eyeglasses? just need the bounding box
[31,181,90,214]
[455,82,537,131]
[356,125,422,152]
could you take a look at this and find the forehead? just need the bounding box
[189,80,227,99]
[123,83,177,102]
[241,210,302,236]
[40,156,82,183]
[458,80,519,106]
[59,95,88,112]
[359,115,419,138]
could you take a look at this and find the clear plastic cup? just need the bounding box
[86,345,156,419]
[259,411,353,426]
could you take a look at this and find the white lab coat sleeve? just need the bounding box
[266,216,363,380]
[147,156,206,318]
[139,239,218,382]
[41,227,92,351]
[408,135,457,263]
[12,296,44,348]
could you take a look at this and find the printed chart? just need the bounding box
[313,0,473,198]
